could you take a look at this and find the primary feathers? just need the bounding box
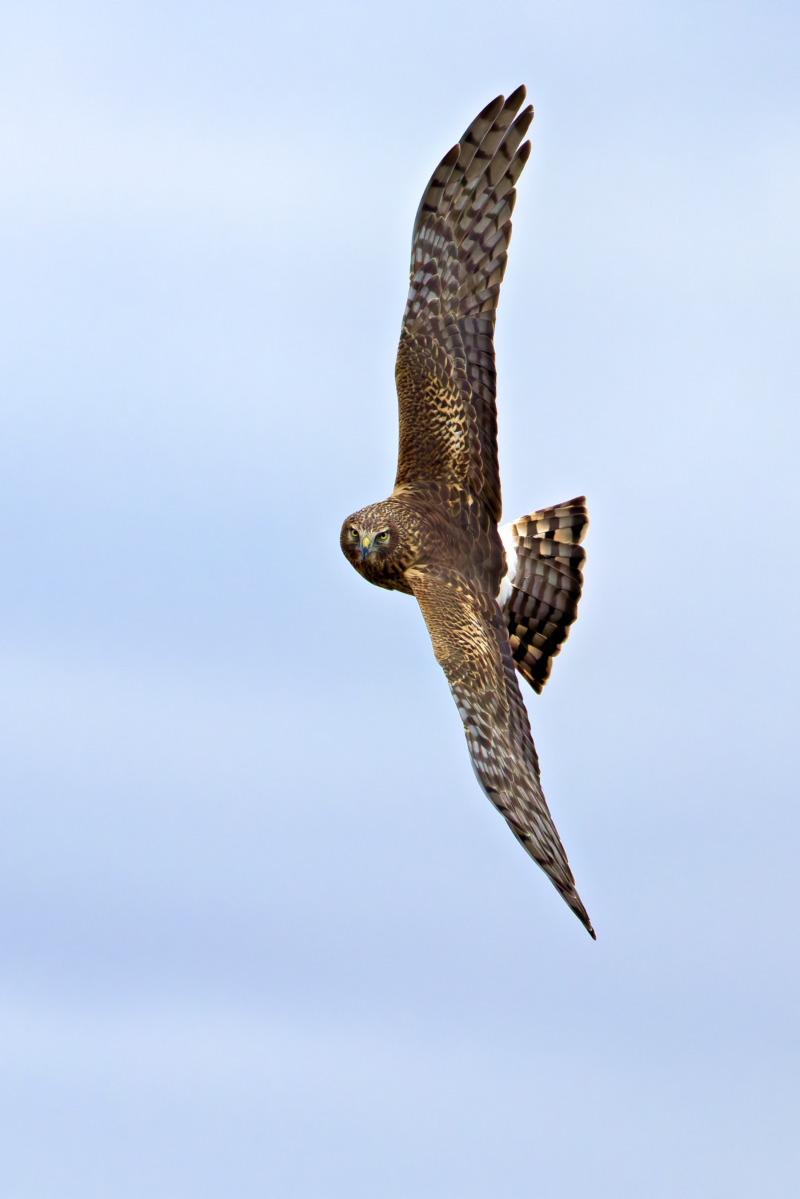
[340,88,594,938]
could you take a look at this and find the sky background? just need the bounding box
[0,1,798,1195]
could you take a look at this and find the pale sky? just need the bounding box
[0,1,798,1196]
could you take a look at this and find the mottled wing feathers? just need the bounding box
[395,216,482,491]
[396,89,533,520]
[408,566,595,938]
[499,497,589,694]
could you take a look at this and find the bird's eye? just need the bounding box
[377,530,390,542]
[349,528,359,539]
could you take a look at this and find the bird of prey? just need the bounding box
[340,87,595,938]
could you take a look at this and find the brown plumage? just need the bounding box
[340,88,594,938]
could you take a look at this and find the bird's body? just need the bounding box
[340,87,595,938]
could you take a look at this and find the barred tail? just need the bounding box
[498,497,588,694]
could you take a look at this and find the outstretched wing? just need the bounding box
[499,497,589,693]
[408,566,595,938]
[395,88,534,521]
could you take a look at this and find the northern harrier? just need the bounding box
[340,87,594,938]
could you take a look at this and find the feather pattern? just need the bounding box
[409,567,594,938]
[499,498,589,693]
[399,86,534,526]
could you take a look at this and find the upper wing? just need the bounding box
[408,566,595,938]
[395,89,534,521]
[499,497,589,693]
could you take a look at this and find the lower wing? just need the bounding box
[408,566,595,938]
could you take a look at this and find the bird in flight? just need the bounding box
[340,87,594,938]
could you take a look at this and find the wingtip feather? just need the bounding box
[505,84,527,110]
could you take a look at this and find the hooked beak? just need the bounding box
[360,535,372,563]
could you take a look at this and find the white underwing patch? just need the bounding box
[496,521,518,607]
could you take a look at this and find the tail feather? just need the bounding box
[498,497,588,693]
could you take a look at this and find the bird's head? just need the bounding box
[339,502,413,589]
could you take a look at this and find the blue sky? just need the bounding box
[0,1,798,1195]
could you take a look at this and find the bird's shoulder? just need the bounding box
[391,480,505,597]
